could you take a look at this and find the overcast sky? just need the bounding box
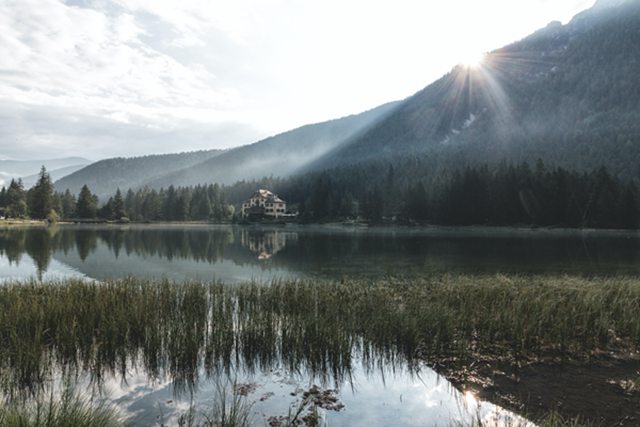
[0,0,595,161]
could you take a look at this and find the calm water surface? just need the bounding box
[1,224,640,282]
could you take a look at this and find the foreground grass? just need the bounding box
[1,275,639,396]
[0,388,121,427]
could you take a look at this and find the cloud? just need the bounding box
[0,102,261,160]
[0,0,259,159]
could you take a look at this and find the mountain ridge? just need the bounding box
[55,149,225,199]
[303,0,640,177]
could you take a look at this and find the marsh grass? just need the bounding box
[0,275,639,400]
[536,411,599,427]
[176,376,253,427]
[0,386,121,427]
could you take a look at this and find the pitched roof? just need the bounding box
[248,189,285,203]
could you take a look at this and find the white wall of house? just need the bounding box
[241,190,287,218]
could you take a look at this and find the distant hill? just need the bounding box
[22,164,89,188]
[0,157,91,188]
[146,102,400,189]
[55,150,224,199]
[305,0,640,177]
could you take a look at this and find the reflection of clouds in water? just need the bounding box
[421,381,448,408]
[0,255,85,283]
[90,362,532,426]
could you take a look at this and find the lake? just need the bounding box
[1,223,639,426]
[1,224,640,282]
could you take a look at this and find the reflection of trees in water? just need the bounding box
[84,228,299,265]
[48,227,237,265]
[74,229,98,261]
[4,226,640,279]
[0,228,58,279]
[1,227,281,276]
[0,228,27,265]
[24,228,57,279]
[112,228,235,263]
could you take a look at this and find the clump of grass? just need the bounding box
[537,411,598,427]
[175,375,253,427]
[0,387,122,427]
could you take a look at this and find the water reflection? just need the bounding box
[241,229,297,260]
[0,277,535,426]
[1,225,640,282]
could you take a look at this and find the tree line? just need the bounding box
[223,158,640,229]
[1,160,639,229]
[0,167,234,222]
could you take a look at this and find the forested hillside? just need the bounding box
[307,0,640,178]
[55,150,224,198]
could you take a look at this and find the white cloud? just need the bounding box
[0,0,259,159]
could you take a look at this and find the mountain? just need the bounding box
[305,0,640,177]
[57,0,640,197]
[0,157,91,188]
[55,150,224,199]
[145,102,400,189]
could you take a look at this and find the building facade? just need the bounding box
[241,189,287,218]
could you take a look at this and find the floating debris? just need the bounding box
[233,382,259,396]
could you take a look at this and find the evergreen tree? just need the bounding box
[28,166,55,219]
[5,179,27,218]
[100,197,115,219]
[61,190,77,218]
[195,191,212,219]
[125,189,136,220]
[112,189,126,219]
[76,185,97,219]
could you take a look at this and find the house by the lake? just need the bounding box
[241,189,287,218]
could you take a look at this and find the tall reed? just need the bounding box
[1,275,638,399]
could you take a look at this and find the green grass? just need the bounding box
[0,387,121,427]
[0,275,638,426]
[536,411,598,427]
[1,275,639,398]
[175,376,254,427]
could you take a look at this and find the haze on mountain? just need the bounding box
[55,0,639,197]
[0,157,90,188]
[55,150,223,199]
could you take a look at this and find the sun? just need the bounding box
[460,51,486,68]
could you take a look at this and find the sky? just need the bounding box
[0,0,596,161]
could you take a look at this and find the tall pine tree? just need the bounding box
[76,185,97,219]
[28,166,55,219]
